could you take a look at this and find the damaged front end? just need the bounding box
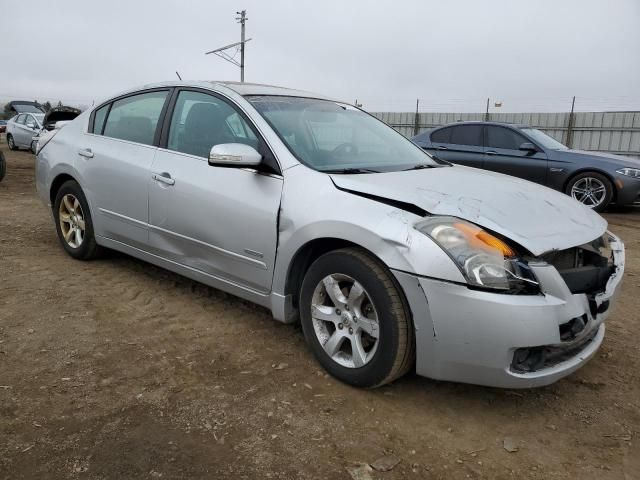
[511,232,624,374]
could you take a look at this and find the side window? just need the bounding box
[92,104,110,134]
[25,115,35,127]
[16,114,26,125]
[486,126,527,150]
[102,91,168,146]
[430,127,452,143]
[167,90,259,158]
[449,125,483,147]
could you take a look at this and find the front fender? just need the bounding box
[270,167,464,320]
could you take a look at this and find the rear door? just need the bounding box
[483,126,548,184]
[148,89,283,293]
[429,124,485,167]
[81,89,171,249]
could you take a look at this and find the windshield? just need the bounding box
[521,128,568,150]
[34,113,45,122]
[247,96,441,172]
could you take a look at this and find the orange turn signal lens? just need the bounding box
[453,223,516,257]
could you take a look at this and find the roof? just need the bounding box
[441,120,530,129]
[211,81,338,101]
[128,80,341,102]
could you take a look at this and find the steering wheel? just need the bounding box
[331,142,359,157]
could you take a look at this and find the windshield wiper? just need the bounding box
[321,167,381,174]
[402,164,438,171]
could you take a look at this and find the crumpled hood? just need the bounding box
[331,165,607,256]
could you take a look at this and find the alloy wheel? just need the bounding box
[310,273,379,368]
[58,194,86,248]
[570,177,607,208]
[8,135,15,149]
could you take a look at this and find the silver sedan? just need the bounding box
[35,81,625,388]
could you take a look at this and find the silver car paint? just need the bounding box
[35,81,625,388]
[7,113,42,148]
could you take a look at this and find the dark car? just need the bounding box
[412,122,640,212]
[0,119,7,134]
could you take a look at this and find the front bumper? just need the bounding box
[614,175,640,205]
[393,233,625,388]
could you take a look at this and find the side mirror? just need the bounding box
[519,142,537,152]
[208,143,262,167]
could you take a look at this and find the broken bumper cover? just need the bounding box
[392,233,625,388]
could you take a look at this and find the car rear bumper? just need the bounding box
[392,233,625,388]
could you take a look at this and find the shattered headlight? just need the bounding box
[415,217,539,294]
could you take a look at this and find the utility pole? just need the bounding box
[237,10,247,82]
[566,96,576,148]
[485,97,490,121]
[413,99,420,136]
[204,10,251,82]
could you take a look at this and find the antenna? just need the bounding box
[205,10,250,82]
[175,71,182,80]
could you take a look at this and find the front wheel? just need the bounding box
[299,248,414,388]
[565,172,613,213]
[53,180,102,260]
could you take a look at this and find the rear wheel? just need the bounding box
[53,180,102,260]
[7,134,17,151]
[565,172,613,213]
[299,248,414,388]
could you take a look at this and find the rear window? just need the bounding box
[430,127,451,143]
[449,125,483,147]
[101,91,169,146]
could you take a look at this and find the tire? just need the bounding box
[565,171,613,213]
[53,180,102,260]
[7,134,17,151]
[299,248,414,388]
[0,152,6,182]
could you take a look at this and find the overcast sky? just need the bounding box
[2,0,639,112]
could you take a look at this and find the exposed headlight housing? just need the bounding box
[415,217,539,294]
[616,167,640,179]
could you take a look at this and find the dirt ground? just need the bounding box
[0,140,639,480]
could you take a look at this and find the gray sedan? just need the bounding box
[35,81,624,388]
[412,121,640,212]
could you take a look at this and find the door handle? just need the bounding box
[152,172,175,186]
[437,146,448,150]
[485,151,497,156]
[78,148,94,158]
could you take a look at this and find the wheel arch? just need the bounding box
[284,237,372,308]
[49,173,78,206]
[563,168,618,202]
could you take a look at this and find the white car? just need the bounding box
[6,112,45,153]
